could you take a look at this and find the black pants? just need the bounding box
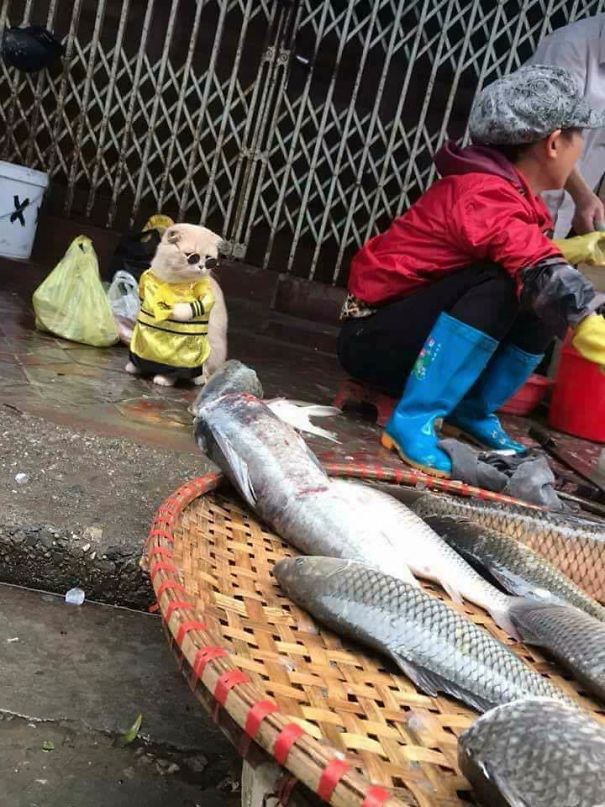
[337,264,555,397]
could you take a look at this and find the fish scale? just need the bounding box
[409,493,605,602]
[510,600,605,702]
[459,699,605,806]
[274,557,569,713]
[423,515,605,621]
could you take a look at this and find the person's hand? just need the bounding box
[572,314,605,365]
[172,302,194,321]
[571,191,605,235]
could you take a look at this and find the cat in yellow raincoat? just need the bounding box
[126,223,224,386]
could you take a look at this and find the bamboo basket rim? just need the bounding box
[144,462,600,807]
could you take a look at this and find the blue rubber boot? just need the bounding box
[381,313,498,477]
[445,343,543,453]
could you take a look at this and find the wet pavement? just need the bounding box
[0,582,240,806]
[0,288,344,454]
[0,281,601,481]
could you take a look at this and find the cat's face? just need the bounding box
[150,224,224,283]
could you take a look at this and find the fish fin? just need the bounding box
[488,598,521,641]
[391,653,493,712]
[406,572,422,589]
[211,430,257,509]
[266,399,340,443]
[441,581,464,605]
[300,404,341,418]
[480,762,529,807]
[389,563,422,589]
[486,563,546,600]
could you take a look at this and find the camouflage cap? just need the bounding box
[469,65,605,145]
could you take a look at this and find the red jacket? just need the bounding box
[348,142,561,306]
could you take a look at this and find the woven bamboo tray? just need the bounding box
[144,468,603,807]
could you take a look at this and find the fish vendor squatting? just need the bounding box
[338,65,605,478]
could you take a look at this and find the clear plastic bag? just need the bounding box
[107,270,139,345]
[107,270,139,320]
[33,236,119,347]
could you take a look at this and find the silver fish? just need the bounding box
[423,515,605,621]
[509,600,605,703]
[459,698,605,807]
[406,491,605,602]
[195,392,519,636]
[274,557,568,713]
[333,481,520,637]
[194,392,417,588]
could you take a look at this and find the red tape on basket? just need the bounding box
[274,723,304,765]
[147,546,173,560]
[156,580,185,597]
[244,700,278,738]
[149,561,178,582]
[192,646,228,679]
[176,620,207,645]
[362,785,392,806]
[148,528,173,543]
[317,759,350,801]
[214,670,249,706]
[164,600,193,620]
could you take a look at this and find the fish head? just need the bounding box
[190,361,264,417]
[273,556,351,598]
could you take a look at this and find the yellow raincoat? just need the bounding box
[130,270,214,375]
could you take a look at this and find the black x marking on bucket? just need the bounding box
[10,195,30,227]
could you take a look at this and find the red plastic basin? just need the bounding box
[498,373,552,416]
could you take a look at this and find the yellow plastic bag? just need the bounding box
[552,232,605,266]
[33,236,119,347]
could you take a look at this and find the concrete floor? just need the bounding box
[0,583,240,806]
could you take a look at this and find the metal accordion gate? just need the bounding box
[1,0,603,285]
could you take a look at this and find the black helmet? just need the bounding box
[1,25,64,73]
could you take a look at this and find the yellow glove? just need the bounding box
[572,315,605,364]
[553,232,605,266]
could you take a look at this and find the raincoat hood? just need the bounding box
[434,141,524,189]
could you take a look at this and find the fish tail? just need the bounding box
[488,596,523,641]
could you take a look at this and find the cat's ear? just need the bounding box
[166,226,180,245]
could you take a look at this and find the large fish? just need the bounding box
[458,698,605,807]
[195,391,417,588]
[404,491,605,601]
[509,600,605,703]
[274,557,568,713]
[423,515,605,621]
[195,392,520,635]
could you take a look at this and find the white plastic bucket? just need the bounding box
[0,160,49,260]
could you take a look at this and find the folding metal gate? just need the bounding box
[1,0,603,284]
